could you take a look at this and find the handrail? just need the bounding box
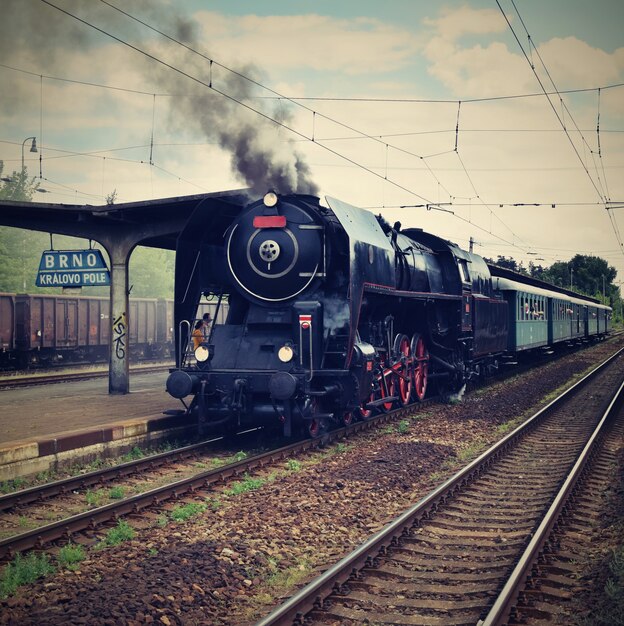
[178,319,190,368]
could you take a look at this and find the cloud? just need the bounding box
[422,6,624,100]
[537,37,624,87]
[423,5,506,41]
[193,12,420,76]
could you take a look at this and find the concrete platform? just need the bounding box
[0,371,194,481]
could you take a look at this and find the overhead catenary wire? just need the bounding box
[39,0,437,207]
[497,0,623,258]
[3,61,623,105]
[497,0,608,203]
[13,0,618,262]
[93,0,528,247]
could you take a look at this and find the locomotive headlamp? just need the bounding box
[194,345,210,363]
[278,344,294,363]
[263,191,279,207]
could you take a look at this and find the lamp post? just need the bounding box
[20,137,37,292]
[21,136,37,173]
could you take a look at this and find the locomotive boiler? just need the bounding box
[166,191,508,437]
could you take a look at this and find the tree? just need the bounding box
[128,246,175,298]
[0,169,175,296]
[0,162,46,291]
[541,255,616,301]
[484,255,528,275]
[483,251,621,321]
[0,161,40,201]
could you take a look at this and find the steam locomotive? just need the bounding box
[166,192,611,437]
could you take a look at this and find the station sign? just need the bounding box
[36,249,111,287]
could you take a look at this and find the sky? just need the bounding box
[1,0,623,282]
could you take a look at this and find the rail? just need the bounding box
[0,397,429,561]
[0,363,171,389]
[479,375,624,626]
[254,345,624,626]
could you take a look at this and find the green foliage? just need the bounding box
[18,516,32,528]
[85,489,106,507]
[541,255,616,299]
[123,446,145,462]
[208,497,222,511]
[0,477,26,494]
[0,552,54,599]
[0,162,40,201]
[265,557,312,590]
[487,252,621,320]
[0,165,174,297]
[332,442,349,454]
[58,543,86,571]
[397,419,410,434]
[170,501,207,522]
[599,545,624,625]
[487,255,529,275]
[103,519,135,546]
[128,246,174,299]
[286,459,302,472]
[224,473,266,496]
[108,486,125,500]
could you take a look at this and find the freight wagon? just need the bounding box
[0,293,177,369]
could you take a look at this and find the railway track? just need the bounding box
[255,346,624,626]
[0,363,172,389]
[0,396,435,562]
[496,383,624,625]
[0,337,619,566]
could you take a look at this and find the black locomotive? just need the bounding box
[166,192,611,437]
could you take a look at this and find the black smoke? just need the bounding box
[2,0,319,196]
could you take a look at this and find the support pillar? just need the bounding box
[105,240,133,394]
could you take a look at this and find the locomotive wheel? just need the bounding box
[304,397,328,438]
[393,333,413,407]
[358,391,375,420]
[342,411,355,426]
[411,333,429,401]
[380,371,397,413]
[308,417,328,438]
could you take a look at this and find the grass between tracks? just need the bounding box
[0,519,135,599]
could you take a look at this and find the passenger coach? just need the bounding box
[493,275,611,353]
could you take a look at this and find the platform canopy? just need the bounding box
[0,189,249,250]
[0,189,249,393]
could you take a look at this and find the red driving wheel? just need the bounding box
[393,333,412,407]
[411,333,429,401]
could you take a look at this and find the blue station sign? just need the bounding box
[36,249,111,287]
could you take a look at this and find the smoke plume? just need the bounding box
[155,59,319,196]
[1,0,319,196]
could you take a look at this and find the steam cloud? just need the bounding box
[1,0,319,197]
[323,295,351,333]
